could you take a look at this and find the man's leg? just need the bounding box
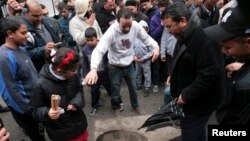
[109,65,123,109]
[135,62,142,89]
[181,113,212,141]
[124,64,138,109]
[9,108,45,141]
[151,58,161,92]
[100,71,112,96]
[142,61,151,97]
[142,61,151,89]
[91,83,101,109]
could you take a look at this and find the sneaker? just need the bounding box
[98,100,103,107]
[153,85,159,93]
[119,103,124,112]
[89,108,97,116]
[143,88,149,97]
[0,106,9,113]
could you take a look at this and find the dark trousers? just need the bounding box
[91,71,111,108]
[151,57,161,85]
[109,63,138,108]
[9,107,45,141]
[180,112,212,141]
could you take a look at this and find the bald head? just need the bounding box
[26,0,43,27]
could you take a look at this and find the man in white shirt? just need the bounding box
[85,8,159,112]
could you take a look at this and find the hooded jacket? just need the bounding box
[30,64,87,141]
[90,20,158,68]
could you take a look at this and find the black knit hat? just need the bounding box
[125,0,137,6]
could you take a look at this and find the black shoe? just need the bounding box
[0,107,9,113]
[112,103,124,112]
[98,101,103,107]
[143,89,149,97]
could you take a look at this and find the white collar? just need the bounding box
[49,64,66,80]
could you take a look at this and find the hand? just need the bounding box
[85,13,96,26]
[8,0,22,10]
[134,56,143,62]
[85,68,98,85]
[151,47,159,62]
[0,127,10,141]
[165,76,171,86]
[45,42,56,51]
[138,58,144,63]
[48,107,61,120]
[67,104,77,111]
[177,95,185,105]
[133,56,139,61]
[7,0,23,16]
[225,62,244,72]
[161,56,166,62]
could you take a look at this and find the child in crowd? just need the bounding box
[82,27,111,116]
[134,20,153,97]
[30,47,88,141]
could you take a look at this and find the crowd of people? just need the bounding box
[0,0,249,141]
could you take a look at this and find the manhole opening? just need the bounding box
[96,130,148,141]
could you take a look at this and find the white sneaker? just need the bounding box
[119,103,124,112]
[89,108,97,116]
[153,85,159,93]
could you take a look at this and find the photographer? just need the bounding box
[69,0,102,55]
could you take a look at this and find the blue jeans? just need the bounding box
[163,85,173,104]
[109,63,138,109]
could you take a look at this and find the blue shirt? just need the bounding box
[0,46,38,114]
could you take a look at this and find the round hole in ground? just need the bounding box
[96,130,148,141]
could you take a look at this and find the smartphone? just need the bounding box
[54,42,62,46]
[84,10,92,19]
